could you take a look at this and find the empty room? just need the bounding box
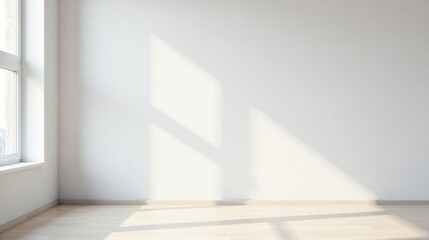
[1,0,429,239]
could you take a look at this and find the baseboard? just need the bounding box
[58,199,429,206]
[0,200,58,233]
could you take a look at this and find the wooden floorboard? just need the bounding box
[1,204,429,239]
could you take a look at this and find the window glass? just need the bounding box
[0,68,17,156]
[0,0,18,55]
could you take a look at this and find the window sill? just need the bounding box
[0,162,44,175]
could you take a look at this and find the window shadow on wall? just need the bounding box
[140,0,429,201]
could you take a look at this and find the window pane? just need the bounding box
[0,68,17,156]
[0,0,17,55]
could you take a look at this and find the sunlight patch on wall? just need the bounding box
[150,35,222,148]
[249,109,375,200]
[149,124,221,199]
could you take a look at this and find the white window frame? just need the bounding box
[0,0,21,166]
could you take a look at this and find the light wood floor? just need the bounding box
[1,204,429,240]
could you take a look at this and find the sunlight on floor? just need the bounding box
[1,205,428,240]
[105,205,428,240]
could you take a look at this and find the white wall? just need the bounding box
[0,0,58,226]
[59,0,429,201]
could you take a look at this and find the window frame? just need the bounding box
[0,0,21,166]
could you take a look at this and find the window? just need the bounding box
[0,0,20,166]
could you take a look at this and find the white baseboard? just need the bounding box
[58,200,429,206]
[0,200,58,233]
